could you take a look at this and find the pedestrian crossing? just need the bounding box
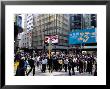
[29,66,94,76]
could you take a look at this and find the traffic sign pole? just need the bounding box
[48,39,52,59]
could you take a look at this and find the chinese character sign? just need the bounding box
[69,28,97,44]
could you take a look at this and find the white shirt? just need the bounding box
[73,58,77,62]
[32,57,35,60]
[37,56,40,61]
[42,59,47,64]
[64,59,68,64]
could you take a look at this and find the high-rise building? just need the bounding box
[14,14,23,50]
[22,14,34,49]
[83,14,91,29]
[33,14,70,51]
[91,14,97,28]
[70,14,83,32]
[18,32,30,48]
[70,14,97,32]
[26,14,34,32]
[14,14,23,34]
[14,14,23,39]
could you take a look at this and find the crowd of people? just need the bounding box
[14,49,97,76]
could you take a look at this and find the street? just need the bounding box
[28,66,94,76]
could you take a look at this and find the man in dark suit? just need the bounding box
[27,56,35,76]
[48,57,53,73]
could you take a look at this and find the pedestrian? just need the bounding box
[72,57,76,75]
[41,57,47,73]
[83,56,87,72]
[26,56,35,76]
[87,59,93,74]
[94,63,97,76]
[52,56,58,71]
[36,55,40,68]
[48,57,53,73]
[68,58,73,76]
[79,59,83,74]
[64,58,68,72]
[76,56,79,71]
[24,56,29,75]
[83,59,87,72]
[15,57,25,76]
[58,58,63,71]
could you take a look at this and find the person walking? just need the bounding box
[72,57,76,75]
[36,55,40,68]
[87,55,93,75]
[89,59,93,74]
[79,59,83,74]
[64,58,69,72]
[94,62,97,76]
[68,58,73,76]
[58,58,63,72]
[26,56,35,76]
[48,57,53,73]
[15,57,25,76]
[41,57,47,73]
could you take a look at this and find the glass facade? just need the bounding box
[70,14,97,32]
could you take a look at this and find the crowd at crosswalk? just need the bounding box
[14,49,97,76]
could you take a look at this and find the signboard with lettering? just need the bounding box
[45,35,58,44]
[69,28,96,44]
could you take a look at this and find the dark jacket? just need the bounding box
[28,59,35,68]
[15,59,25,76]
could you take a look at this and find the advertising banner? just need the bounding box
[45,35,58,44]
[69,28,96,44]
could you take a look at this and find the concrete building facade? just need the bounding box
[70,14,97,32]
[18,14,35,49]
[32,14,70,51]
[18,32,30,48]
[83,14,91,29]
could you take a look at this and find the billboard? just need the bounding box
[45,35,58,44]
[69,28,96,44]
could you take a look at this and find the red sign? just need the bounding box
[45,35,58,43]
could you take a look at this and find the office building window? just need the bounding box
[30,18,33,21]
[72,17,74,20]
[27,20,29,23]
[29,23,31,25]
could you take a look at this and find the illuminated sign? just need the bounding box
[45,35,58,43]
[69,28,96,44]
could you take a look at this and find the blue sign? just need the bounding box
[69,28,96,44]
